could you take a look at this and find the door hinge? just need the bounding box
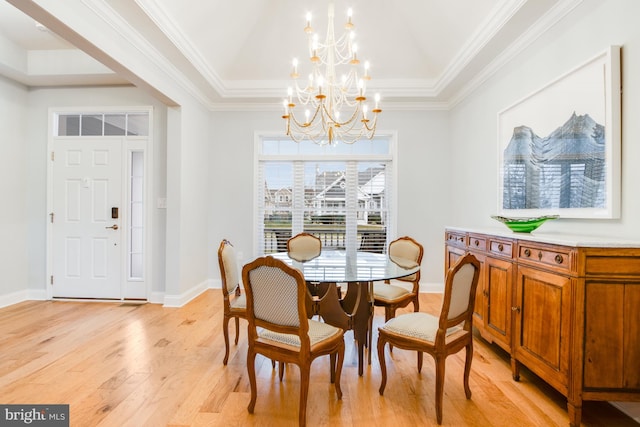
[50,275,54,285]
[51,151,55,161]
[50,212,54,223]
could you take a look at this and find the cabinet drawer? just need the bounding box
[488,238,514,259]
[468,235,487,251]
[518,244,573,273]
[445,231,467,248]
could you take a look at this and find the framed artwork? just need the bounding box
[497,46,621,219]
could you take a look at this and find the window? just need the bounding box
[129,151,144,279]
[256,136,394,255]
[56,112,149,136]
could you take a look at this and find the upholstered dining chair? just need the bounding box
[217,239,247,365]
[242,255,345,427]
[287,232,322,261]
[377,252,481,425]
[287,232,338,315]
[373,236,424,322]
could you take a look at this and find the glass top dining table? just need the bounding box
[271,250,420,375]
[271,249,420,283]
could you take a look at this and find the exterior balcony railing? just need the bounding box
[263,225,387,254]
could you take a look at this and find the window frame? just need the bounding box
[253,131,398,256]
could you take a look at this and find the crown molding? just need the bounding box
[81,0,212,107]
[447,0,584,109]
[134,0,446,103]
[209,100,448,113]
[13,0,583,113]
[135,0,226,95]
[208,0,583,108]
[215,77,439,100]
[434,0,527,95]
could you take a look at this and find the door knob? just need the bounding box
[105,224,119,230]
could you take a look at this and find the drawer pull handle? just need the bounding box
[524,249,531,257]
[538,251,543,260]
[474,239,479,246]
[498,244,504,252]
[555,254,564,264]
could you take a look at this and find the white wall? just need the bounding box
[209,109,451,288]
[163,101,212,304]
[0,82,212,306]
[209,111,282,270]
[12,0,214,306]
[449,0,640,239]
[0,76,29,305]
[4,0,639,307]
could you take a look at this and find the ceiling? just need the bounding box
[0,0,569,108]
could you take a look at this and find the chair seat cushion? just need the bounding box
[259,319,342,347]
[230,294,246,309]
[373,282,412,303]
[380,312,462,343]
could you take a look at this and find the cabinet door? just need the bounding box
[514,266,571,394]
[484,256,513,350]
[445,245,465,271]
[584,282,640,389]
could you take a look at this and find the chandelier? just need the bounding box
[282,1,381,145]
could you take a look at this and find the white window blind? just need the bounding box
[256,137,393,255]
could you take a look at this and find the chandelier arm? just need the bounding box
[340,103,361,127]
[289,104,321,129]
[361,114,379,132]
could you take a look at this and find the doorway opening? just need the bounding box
[47,108,153,300]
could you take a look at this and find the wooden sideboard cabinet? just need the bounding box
[444,227,640,427]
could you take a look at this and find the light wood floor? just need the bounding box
[0,290,637,427]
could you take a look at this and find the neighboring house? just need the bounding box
[263,186,292,217]
[358,167,386,224]
[262,167,387,221]
[311,171,346,214]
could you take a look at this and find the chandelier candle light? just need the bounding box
[282,1,381,145]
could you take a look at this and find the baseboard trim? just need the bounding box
[0,289,48,309]
[209,278,222,289]
[148,291,165,304]
[0,290,29,309]
[420,282,443,293]
[163,279,214,307]
[0,280,442,310]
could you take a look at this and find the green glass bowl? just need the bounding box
[491,215,559,233]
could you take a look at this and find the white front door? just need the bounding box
[51,138,123,299]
